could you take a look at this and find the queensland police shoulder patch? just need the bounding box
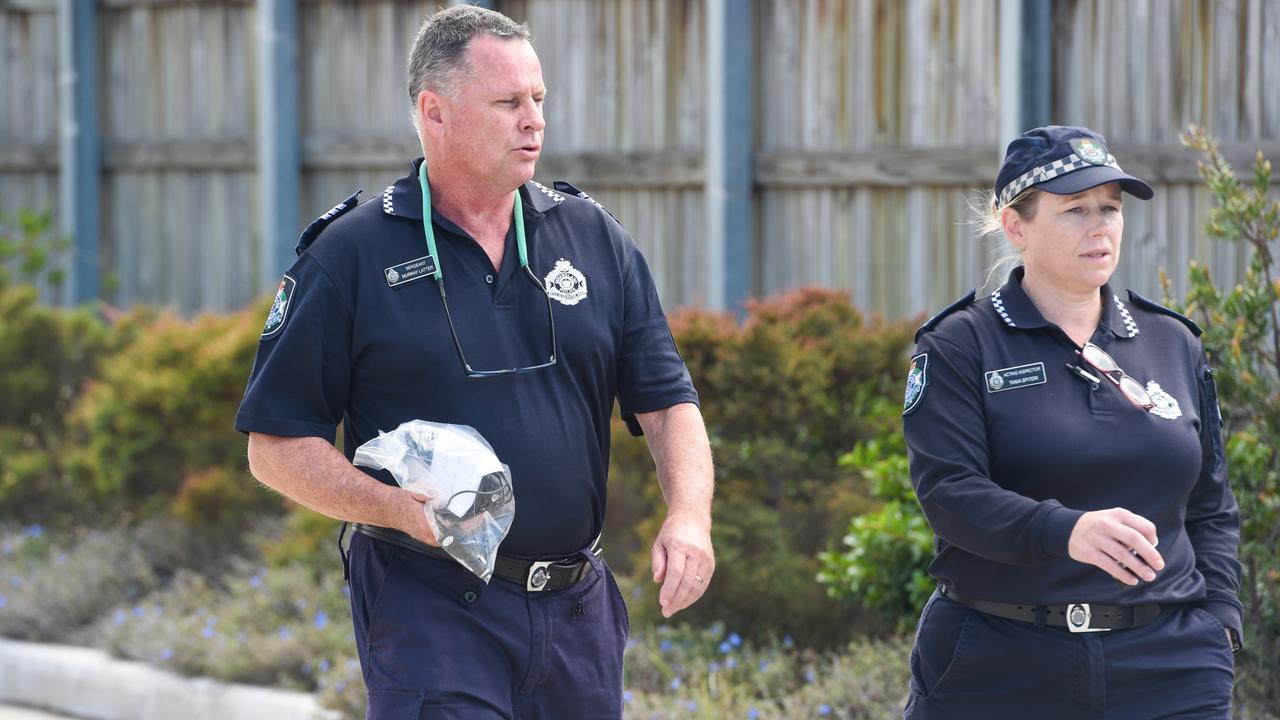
[903,352,928,415]
[261,275,296,339]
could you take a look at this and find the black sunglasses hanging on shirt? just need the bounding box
[418,161,558,378]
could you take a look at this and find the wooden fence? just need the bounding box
[1,0,1277,317]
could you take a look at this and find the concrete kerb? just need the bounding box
[0,638,340,720]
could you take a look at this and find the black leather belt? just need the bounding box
[352,523,596,593]
[939,585,1165,632]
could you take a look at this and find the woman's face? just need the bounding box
[1007,183,1125,295]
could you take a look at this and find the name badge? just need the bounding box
[385,255,437,288]
[985,362,1046,393]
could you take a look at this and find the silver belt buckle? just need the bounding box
[1066,603,1109,633]
[526,560,554,592]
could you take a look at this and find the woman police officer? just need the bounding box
[901,126,1242,719]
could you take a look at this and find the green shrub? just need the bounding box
[65,298,271,518]
[1168,127,1280,714]
[818,440,934,630]
[605,289,916,646]
[0,284,116,524]
[0,208,69,290]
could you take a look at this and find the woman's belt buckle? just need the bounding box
[1066,603,1110,632]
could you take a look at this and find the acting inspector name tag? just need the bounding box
[985,362,1046,393]
[385,255,438,288]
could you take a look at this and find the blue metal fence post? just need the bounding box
[257,0,301,287]
[58,0,101,306]
[1020,0,1052,130]
[706,0,753,312]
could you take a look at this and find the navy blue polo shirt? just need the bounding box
[236,159,699,556]
[903,267,1242,633]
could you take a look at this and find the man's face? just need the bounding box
[438,36,545,191]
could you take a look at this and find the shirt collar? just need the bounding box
[990,266,1139,339]
[379,157,565,222]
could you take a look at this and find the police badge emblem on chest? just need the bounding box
[1145,381,1182,420]
[544,258,588,305]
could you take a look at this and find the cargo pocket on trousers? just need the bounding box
[367,689,426,719]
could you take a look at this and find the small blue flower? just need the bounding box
[54,553,67,565]
[726,658,737,669]
[685,700,697,711]
[314,610,329,630]
[278,626,292,640]
[0,595,7,609]
[318,659,330,672]
[249,574,263,589]
[669,677,682,690]
[159,648,173,661]
[347,659,359,670]
[758,660,770,672]
[805,669,816,683]
[708,661,720,673]
[719,641,732,654]
[201,626,215,639]
[747,710,760,720]
[334,681,347,693]
[728,632,742,647]
[660,639,673,653]
[783,635,795,648]
[113,610,126,625]
[819,704,832,716]
[133,605,146,618]
[623,690,634,703]
[25,524,43,538]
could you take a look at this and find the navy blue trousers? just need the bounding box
[905,591,1234,719]
[347,532,629,719]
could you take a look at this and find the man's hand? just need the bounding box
[651,511,714,618]
[1068,507,1163,585]
[394,490,440,547]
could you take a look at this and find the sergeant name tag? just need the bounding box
[385,255,437,288]
[985,362,1046,393]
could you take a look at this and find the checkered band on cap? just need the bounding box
[996,153,1123,209]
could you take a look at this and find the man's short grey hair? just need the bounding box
[407,5,531,104]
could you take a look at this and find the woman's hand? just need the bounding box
[1067,508,1164,585]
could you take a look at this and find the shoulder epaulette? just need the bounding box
[553,181,620,223]
[915,290,976,342]
[1126,290,1202,336]
[295,190,362,255]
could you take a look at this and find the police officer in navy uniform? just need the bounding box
[235,6,715,718]
[901,126,1242,719]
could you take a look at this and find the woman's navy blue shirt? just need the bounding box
[903,267,1242,634]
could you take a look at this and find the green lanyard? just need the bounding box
[418,160,528,280]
